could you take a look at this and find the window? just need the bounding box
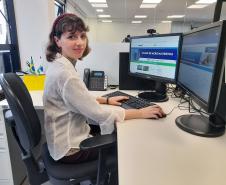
[55,0,66,17]
[0,0,7,44]
[0,0,20,73]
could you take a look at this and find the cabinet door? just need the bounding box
[0,109,13,183]
[0,180,12,185]
[0,148,11,180]
[0,129,4,140]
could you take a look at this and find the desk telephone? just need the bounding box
[83,68,107,91]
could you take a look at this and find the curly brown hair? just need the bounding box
[46,13,90,62]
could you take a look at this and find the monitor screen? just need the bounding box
[177,25,222,111]
[176,21,226,137]
[129,34,181,83]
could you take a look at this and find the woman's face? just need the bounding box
[55,31,87,61]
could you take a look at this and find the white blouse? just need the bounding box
[43,55,125,160]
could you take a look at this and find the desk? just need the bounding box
[1,90,226,185]
[0,90,44,109]
[116,95,226,185]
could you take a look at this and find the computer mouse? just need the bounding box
[159,113,167,119]
[148,114,166,119]
[162,114,167,118]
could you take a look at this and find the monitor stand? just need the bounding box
[138,82,169,102]
[175,113,225,137]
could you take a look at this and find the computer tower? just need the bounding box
[119,52,155,90]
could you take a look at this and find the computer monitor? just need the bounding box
[129,33,182,102]
[176,20,226,137]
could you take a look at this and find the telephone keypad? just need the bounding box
[89,77,106,91]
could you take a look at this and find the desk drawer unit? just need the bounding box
[0,108,13,185]
[0,150,11,180]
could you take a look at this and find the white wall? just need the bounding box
[87,19,151,43]
[171,21,210,33]
[156,22,172,34]
[13,0,55,71]
[86,19,172,43]
[76,42,129,85]
[171,22,191,33]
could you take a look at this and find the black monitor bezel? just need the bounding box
[177,20,226,113]
[128,33,182,84]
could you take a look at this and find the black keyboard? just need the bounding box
[103,91,155,109]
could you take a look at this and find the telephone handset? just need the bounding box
[83,68,90,88]
[83,68,107,91]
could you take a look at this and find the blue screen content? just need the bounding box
[178,26,221,103]
[129,35,180,81]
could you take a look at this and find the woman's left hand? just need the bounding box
[108,96,129,106]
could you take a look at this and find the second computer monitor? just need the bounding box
[176,20,226,137]
[129,33,182,102]
[178,22,224,113]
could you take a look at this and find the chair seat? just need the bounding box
[42,144,116,181]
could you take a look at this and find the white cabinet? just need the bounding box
[0,152,11,180]
[0,108,14,185]
[0,108,27,185]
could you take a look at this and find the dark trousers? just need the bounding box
[59,124,101,163]
[58,125,118,185]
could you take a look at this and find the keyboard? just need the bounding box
[103,91,155,109]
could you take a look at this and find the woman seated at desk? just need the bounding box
[44,13,165,164]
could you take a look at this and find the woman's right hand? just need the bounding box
[139,105,166,119]
[124,105,166,120]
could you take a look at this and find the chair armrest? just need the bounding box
[79,134,117,151]
[4,110,15,127]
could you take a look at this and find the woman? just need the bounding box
[44,13,165,163]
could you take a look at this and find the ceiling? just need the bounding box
[72,0,226,24]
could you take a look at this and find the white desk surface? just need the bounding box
[0,90,44,109]
[116,94,226,185]
[1,89,226,185]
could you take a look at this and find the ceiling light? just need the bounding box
[91,3,108,8]
[134,15,147,18]
[187,4,208,8]
[132,21,142,24]
[195,0,216,4]
[161,20,172,23]
[142,0,162,3]
[167,15,185,18]
[102,20,112,23]
[140,4,157,8]
[88,0,106,3]
[96,9,104,12]
[98,14,111,18]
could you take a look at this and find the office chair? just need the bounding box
[0,73,117,185]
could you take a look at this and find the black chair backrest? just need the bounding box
[0,73,41,151]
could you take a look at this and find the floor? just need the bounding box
[22,177,51,185]
[22,176,92,185]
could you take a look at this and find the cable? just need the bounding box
[165,97,189,115]
[165,105,178,115]
[190,98,209,116]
